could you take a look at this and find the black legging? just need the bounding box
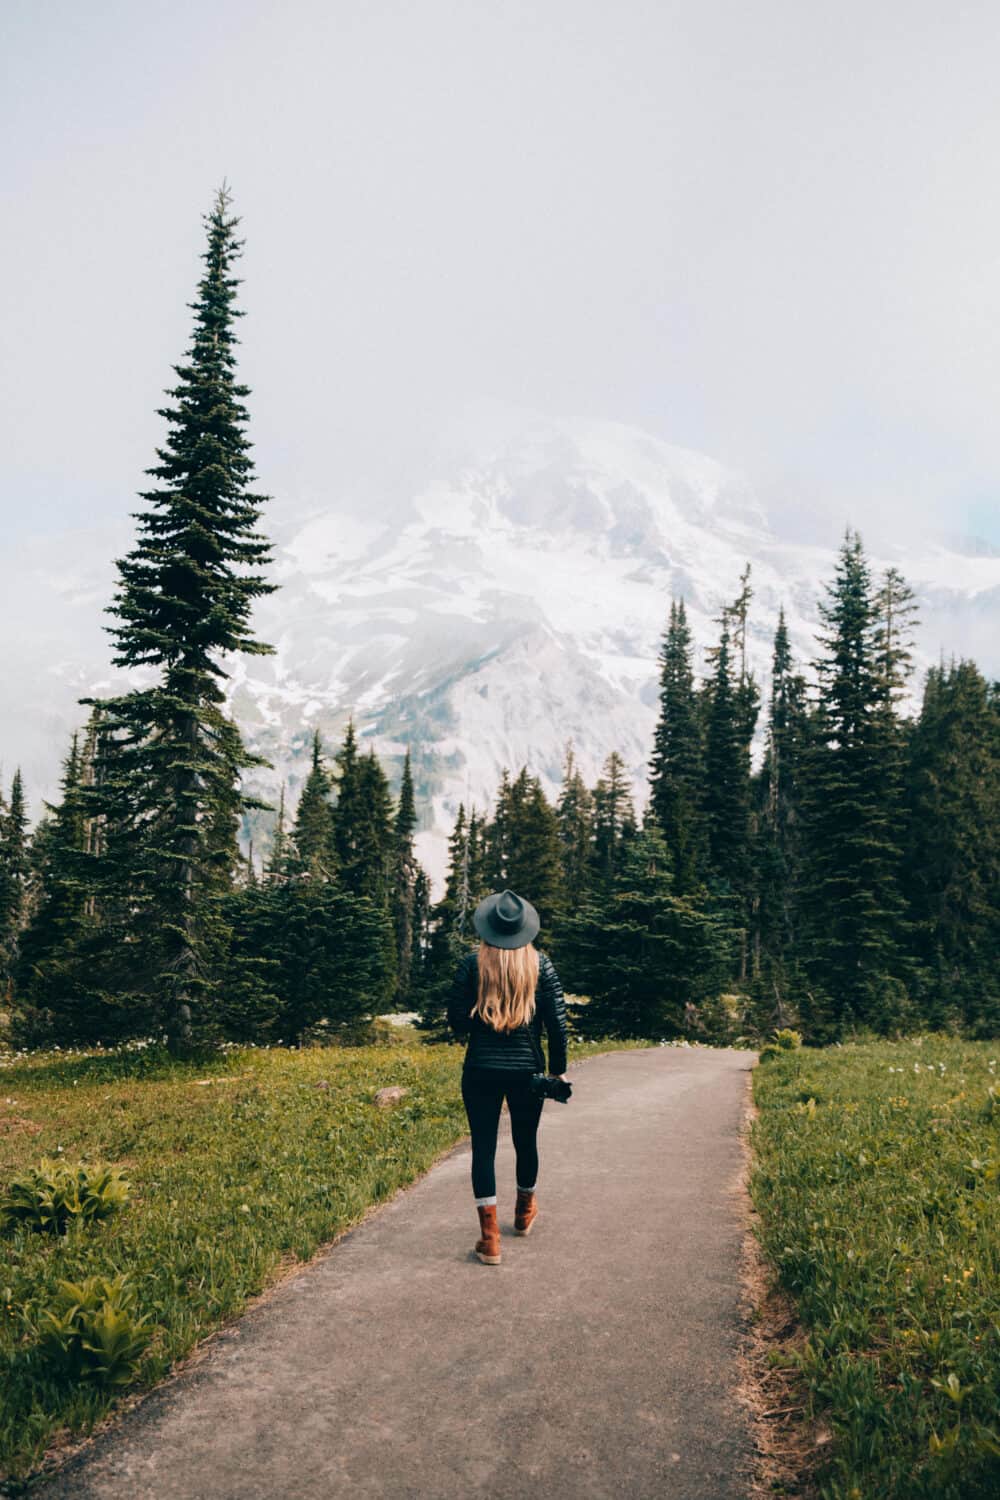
[461,1067,545,1199]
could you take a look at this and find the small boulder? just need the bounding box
[374,1086,410,1108]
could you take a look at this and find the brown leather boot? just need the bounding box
[475,1203,501,1264]
[514,1189,538,1235]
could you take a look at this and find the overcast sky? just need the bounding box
[3,0,1000,552]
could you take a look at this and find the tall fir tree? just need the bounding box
[701,616,754,890]
[646,599,705,890]
[408,865,432,1004]
[556,742,595,898]
[14,742,87,1027]
[291,731,336,879]
[873,567,919,717]
[504,770,565,941]
[904,659,1000,1032]
[466,806,491,910]
[484,768,513,889]
[329,741,398,1001]
[728,564,761,749]
[79,186,275,1052]
[330,717,363,884]
[0,768,29,991]
[748,609,811,1028]
[591,751,637,888]
[415,802,472,1037]
[12,716,125,1044]
[266,784,290,883]
[798,530,913,1034]
[349,749,397,905]
[391,749,419,1005]
[439,804,469,929]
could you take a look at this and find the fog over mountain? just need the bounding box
[5,409,998,896]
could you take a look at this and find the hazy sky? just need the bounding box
[3,0,1000,550]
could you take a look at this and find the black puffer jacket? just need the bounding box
[447,949,569,1076]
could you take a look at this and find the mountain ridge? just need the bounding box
[5,415,999,896]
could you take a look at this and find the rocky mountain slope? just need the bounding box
[231,416,1000,889]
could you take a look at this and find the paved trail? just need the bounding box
[35,1047,755,1500]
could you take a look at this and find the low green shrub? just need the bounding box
[33,1275,153,1386]
[773,1027,802,1050]
[1,1160,130,1235]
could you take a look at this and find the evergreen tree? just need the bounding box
[757,615,808,926]
[408,865,432,1005]
[220,882,396,1043]
[266,784,291,883]
[484,768,513,889]
[798,530,913,1034]
[440,803,469,929]
[556,742,595,898]
[870,563,919,985]
[391,749,419,1006]
[873,567,919,718]
[647,599,704,889]
[729,564,761,749]
[904,660,1000,1032]
[328,745,398,1002]
[0,768,29,989]
[452,803,475,938]
[505,771,565,940]
[415,803,473,1038]
[466,806,491,910]
[77,705,114,899]
[11,725,115,1044]
[747,610,812,1031]
[591,751,637,888]
[14,743,83,1004]
[698,572,763,988]
[291,731,336,879]
[350,749,396,905]
[79,186,275,1053]
[701,616,754,891]
[330,717,363,884]
[560,825,733,1039]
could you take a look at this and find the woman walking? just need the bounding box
[447,888,570,1266]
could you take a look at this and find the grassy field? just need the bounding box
[750,1036,1000,1500]
[0,1031,651,1483]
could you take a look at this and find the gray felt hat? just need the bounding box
[472,888,540,949]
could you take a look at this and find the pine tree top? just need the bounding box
[395,750,417,843]
[104,186,275,699]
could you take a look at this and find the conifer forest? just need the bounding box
[2,191,997,1058]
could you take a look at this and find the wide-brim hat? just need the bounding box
[472,888,540,949]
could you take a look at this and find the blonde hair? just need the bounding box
[472,940,540,1033]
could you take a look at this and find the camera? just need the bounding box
[529,1072,573,1103]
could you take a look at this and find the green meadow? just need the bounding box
[0,1033,650,1482]
[750,1037,1000,1500]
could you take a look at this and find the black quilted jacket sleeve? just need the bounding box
[446,952,477,1040]
[446,949,569,1076]
[536,952,569,1076]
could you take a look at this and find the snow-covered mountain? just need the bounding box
[230,415,999,890]
[5,414,1000,896]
